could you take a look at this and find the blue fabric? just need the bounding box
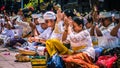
[47,54,66,68]
[6,38,26,47]
[95,47,104,58]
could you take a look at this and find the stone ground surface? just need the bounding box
[0,46,32,68]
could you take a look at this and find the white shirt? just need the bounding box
[100,23,115,36]
[50,21,64,41]
[1,28,14,38]
[99,23,119,48]
[39,27,53,40]
[36,25,44,34]
[66,30,95,59]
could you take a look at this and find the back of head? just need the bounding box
[72,16,84,27]
[64,9,76,18]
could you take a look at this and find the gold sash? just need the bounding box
[72,45,86,51]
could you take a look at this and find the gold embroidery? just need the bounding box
[72,45,86,51]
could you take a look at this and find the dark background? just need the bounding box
[0,0,120,13]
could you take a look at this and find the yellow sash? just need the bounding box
[72,45,86,51]
[92,41,98,46]
[92,37,98,46]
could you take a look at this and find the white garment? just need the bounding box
[17,21,31,35]
[67,30,92,47]
[12,29,22,37]
[0,18,5,25]
[14,24,23,29]
[16,15,23,23]
[36,25,44,34]
[39,27,53,40]
[0,35,10,45]
[100,23,114,36]
[50,21,64,41]
[99,23,119,48]
[86,28,91,33]
[66,30,95,59]
[1,28,14,38]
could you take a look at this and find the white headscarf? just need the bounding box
[43,11,56,20]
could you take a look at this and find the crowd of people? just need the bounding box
[0,5,120,68]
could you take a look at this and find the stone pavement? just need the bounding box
[0,46,32,68]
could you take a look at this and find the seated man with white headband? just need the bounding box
[22,11,56,50]
[28,16,48,46]
[37,11,57,43]
[91,12,119,48]
[41,10,65,42]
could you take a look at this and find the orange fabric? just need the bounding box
[62,53,99,68]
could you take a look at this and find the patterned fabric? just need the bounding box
[63,53,99,68]
[66,30,95,59]
[46,39,98,68]
[66,30,92,49]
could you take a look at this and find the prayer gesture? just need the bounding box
[56,8,64,23]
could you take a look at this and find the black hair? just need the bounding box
[46,3,53,11]
[64,9,75,18]
[24,13,30,18]
[72,17,84,27]
[104,17,112,22]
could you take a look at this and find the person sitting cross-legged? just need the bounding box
[46,17,98,68]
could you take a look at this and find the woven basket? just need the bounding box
[19,50,36,56]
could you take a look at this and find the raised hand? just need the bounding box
[64,16,70,28]
[29,22,36,29]
[56,8,63,23]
